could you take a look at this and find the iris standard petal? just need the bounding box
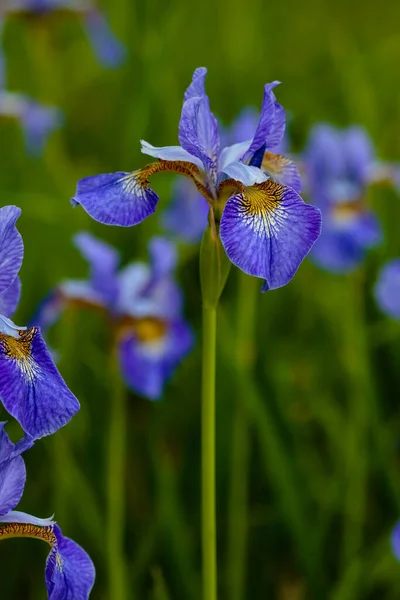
[140,140,204,170]
[179,95,219,177]
[374,259,400,320]
[20,101,63,156]
[83,11,126,68]
[0,277,21,317]
[265,101,286,149]
[149,237,177,279]
[161,178,209,243]
[218,140,252,171]
[343,126,375,186]
[305,124,343,188]
[0,206,23,294]
[221,162,267,187]
[261,152,302,193]
[118,318,193,400]
[0,326,80,439]
[45,524,95,600]
[184,66,207,101]
[220,180,322,289]
[242,82,279,163]
[71,171,159,227]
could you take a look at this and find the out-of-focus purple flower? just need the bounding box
[33,233,193,400]
[0,205,80,440]
[374,259,400,320]
[0,422,95,599]
[161,179,209,243]
[391,522,400,561]
[305,124,383,273]
[72,67,321,291]
[2,0,125,68]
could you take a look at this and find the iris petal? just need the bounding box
[374,259,400,320]
[242,82,279,163]
[221,162,267,187]
[261,152,302,192]
[83,11,126,68]
[220,180,321,290]
[140,140,203,170]
[71,171,159,227]
[74,232,120,304]
[0,327,80,439]
[0,277,21,318]
[0,206,23,295]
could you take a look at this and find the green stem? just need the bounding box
[202,304,217,600]
[227,273,258,600]
[107,349,128,600]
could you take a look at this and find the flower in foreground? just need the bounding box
[2,0,125,68]
[305,124,388,273]
[374,259,400,320]
[33,233,193,400]
[71,67,321,291]
[0,422,95,599]
[0,205,79,439]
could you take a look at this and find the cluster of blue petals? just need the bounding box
[33,233,193,400]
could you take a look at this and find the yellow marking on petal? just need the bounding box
[116,316,167,343]
[0,327,39,381]
[261,152,292,177]
[0,522,56,547]
[137,160,213,202]
[241,180,284,216]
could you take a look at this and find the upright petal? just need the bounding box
[184,67,208,101]
[20,101,63,156]
[45,525,95,600]
[0,206,23,294]
[374,259,400,320]
[149,237,177,280]
[220,180,321,290]
[265,101,286,149]
[260,152,302,193]
[83,11,126,68]
[0,277,21,317]
[0,326,80,439]
[242,82,279,163]
[71,171,159,227]
[343,126,375,186]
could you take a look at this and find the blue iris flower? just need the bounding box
[33,233,193,400]
[0,422,95,599]
[374,259,400,320]
[0,205,80,440]
[305,123,388,273]
[3,0,126,68]
[72,67,321,292]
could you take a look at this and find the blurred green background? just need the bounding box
[1,0,400,598]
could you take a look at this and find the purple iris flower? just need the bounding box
[305,124,384,273]
[0,205,80,440]
[33,233,193,400]
[2,0,125,68]
[0,422,95,599]
[374,259,400,320]
[71,67,321,291]
[391,522,400,562]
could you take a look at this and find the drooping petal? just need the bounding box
[45,524,95,600]
[220,180,321,290]
[83,11,126,68]
[260,152,302,193]
[161,178,209,243]
[71,171,159,227]
[220,162,267,187]
[179,95,219,179]
[140,140,203,170]
[0,277,21,317]
[118,318,193,400]
[242,82,279,163]
[0,326,80,439]
[374,259,400,320]
[0,206,23,294]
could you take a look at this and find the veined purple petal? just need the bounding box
[0,424,30,515]
[179,95,219,179]
[265,101,286,149]
[140,140,204,170]
[184,67,207,101]
[220,181,321,290]
[46,524,95,600]
[374,259,400,320]
[118,318,193,400]
[71,171,159,227]
[161,178,209,243]
[221,162,267,187]
[242,82,279,163]
[0,206,23,294]
[0,277,21,317]
[261,152,302,193]
[0,326,80,439]
[83,11,126,68]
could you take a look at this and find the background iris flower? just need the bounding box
[1,0,126,68]
[72,67,321,291]
[0,205,79,440]
[374,259,400,319]
[305,123,398,273]
[0,422,95,599]
[33,233,193,400]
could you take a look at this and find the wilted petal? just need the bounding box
[0,277,21,318]
[46,524,95,600]
[0,206,23,294]
[118,318,193,400]
[220,181,321,290]
[179,95,219,177]
[0,326,80,439]
[242,82,279,163]
[261,152,302,192]
[140,140,203,170]
[83,11,126,68]
[71,171,159,227]
[221,162,267,187]
[374,259,400,320]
